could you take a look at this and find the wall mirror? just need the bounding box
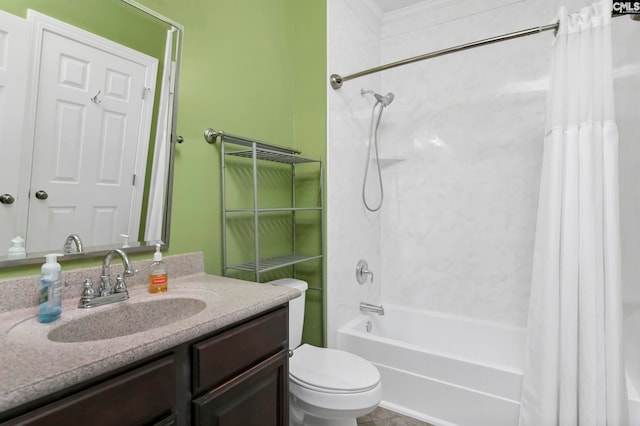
[0,0,182,267]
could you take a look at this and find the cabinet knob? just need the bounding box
[0,194,15,205]
[35,190,49,200]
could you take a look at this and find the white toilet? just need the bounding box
[269,278,382,426]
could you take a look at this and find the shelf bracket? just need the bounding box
[204,128,221,144]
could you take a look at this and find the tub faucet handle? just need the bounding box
[356,259,374,284]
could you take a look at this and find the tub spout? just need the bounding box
[360,302,384,315]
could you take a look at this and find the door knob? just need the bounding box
[0,194,15,205]
[35,190,49,200]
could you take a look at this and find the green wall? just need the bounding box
[0,0,327,345]
[147,0,327,345]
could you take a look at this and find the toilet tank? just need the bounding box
[267,278,307,349]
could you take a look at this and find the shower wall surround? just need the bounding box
[377,1,551,327]
[327,0,640,342]
[326,0,384,346]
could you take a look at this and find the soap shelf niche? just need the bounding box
[376,156,406,167]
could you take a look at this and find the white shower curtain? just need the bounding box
[519,1,628,425]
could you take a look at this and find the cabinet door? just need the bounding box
[193,349,289,426]
[3,356,176,426]
[152,414,177,426]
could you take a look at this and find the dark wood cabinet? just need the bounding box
[0,306,289,426]
[193,349,288,426]
[3,356,176,426]
[191,307,289,426]
[192,307,287,394]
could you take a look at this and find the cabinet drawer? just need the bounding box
[3,355,176,426]
[192,307,287,395]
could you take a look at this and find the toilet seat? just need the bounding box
[290,344,380,394]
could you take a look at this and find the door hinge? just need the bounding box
[132,174,136,186]
[142,87,151,99]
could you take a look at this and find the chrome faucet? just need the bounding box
[63,234,83,254]
[359,302,384,315]
[100,249,136,296]
[76,249,137,308]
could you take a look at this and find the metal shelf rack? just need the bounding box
[204,128,324,283]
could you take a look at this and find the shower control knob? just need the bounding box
[356,259,374,284]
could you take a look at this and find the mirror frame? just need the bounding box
[0,0,183,268]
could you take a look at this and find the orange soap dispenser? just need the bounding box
[148,244,168,293]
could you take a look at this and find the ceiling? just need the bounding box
[373,0,436,13]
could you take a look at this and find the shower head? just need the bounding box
[375,92,395,107]
[361,89,395,107]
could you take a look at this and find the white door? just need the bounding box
[26,14,157,253]
[0,11,29,256]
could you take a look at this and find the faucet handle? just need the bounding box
[71,278,96,308]
[114,274,127,293]
[80,278,95,299]
[64,278,95,298]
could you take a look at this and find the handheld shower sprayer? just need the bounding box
[360,88,396,212]
[361,89,395,107]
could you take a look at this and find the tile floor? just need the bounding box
[357,407,434,426]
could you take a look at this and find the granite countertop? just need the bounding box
[0,272,299,413]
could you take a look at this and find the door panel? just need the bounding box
[27,29,150,252]
[97,110,127,184]
[53,100,86,182]
[0,11,28,256]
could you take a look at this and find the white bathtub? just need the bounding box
[625,303,640,425]
[337,304,640,426]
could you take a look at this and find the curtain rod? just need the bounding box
[330,12,630,90]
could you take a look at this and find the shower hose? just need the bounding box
[362,100,386,212]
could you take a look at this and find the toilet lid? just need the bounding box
[290,344,380,393]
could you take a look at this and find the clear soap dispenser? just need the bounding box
[7,236,26,260]
[148,244,168,293]
[38,253,62,323]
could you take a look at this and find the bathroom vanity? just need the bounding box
[0,261,298,426]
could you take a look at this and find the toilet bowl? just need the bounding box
[268,278,382,426]
[289,343,382,425]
